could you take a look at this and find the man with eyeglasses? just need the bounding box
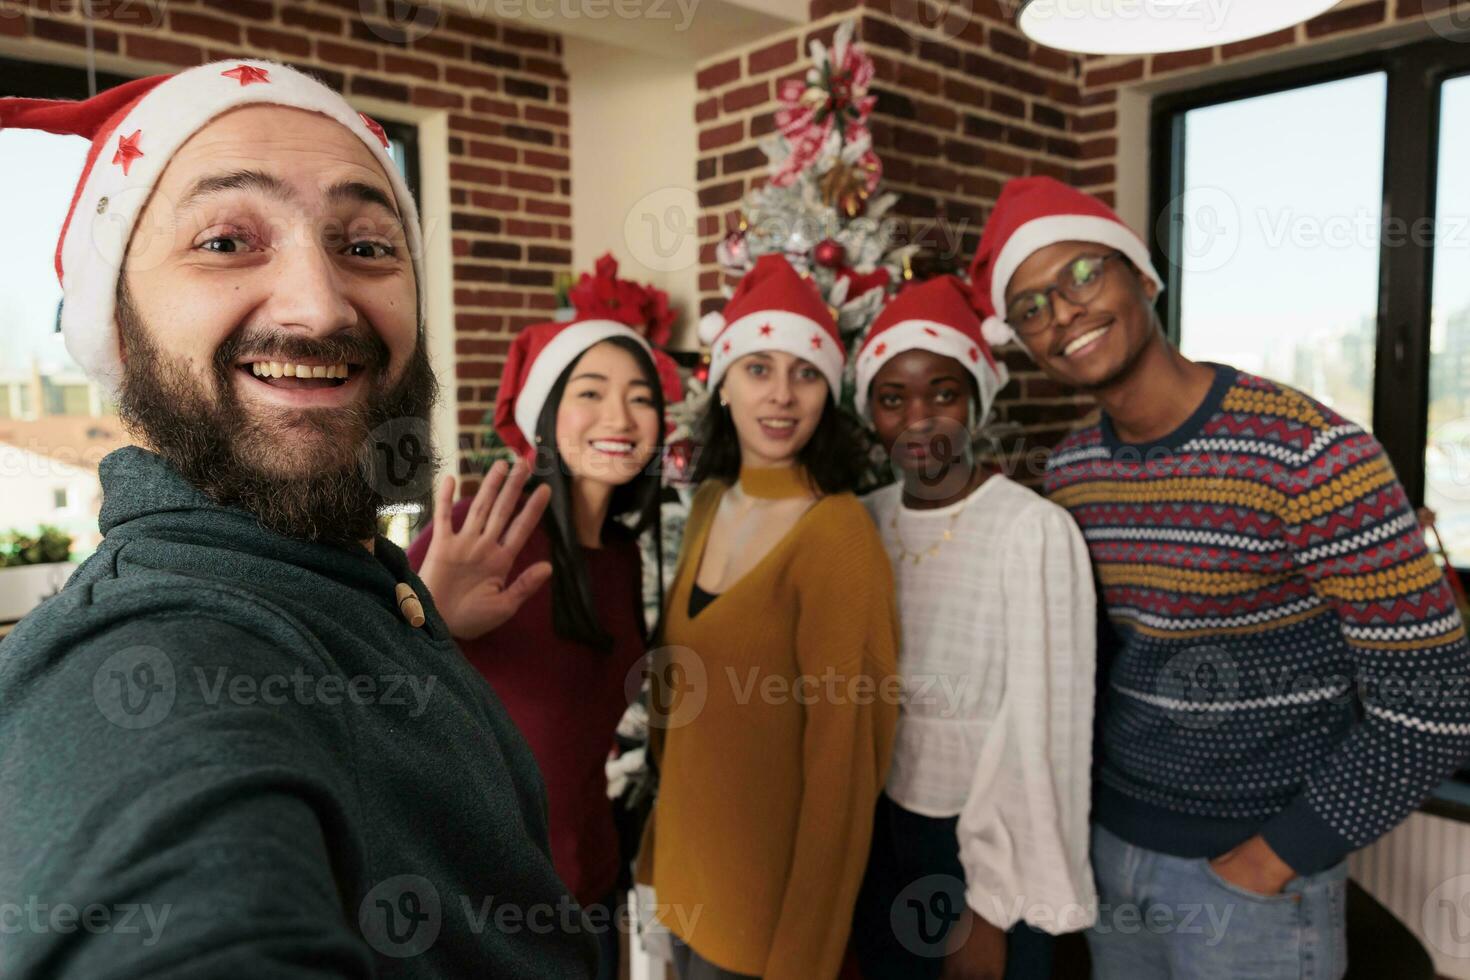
[968,176,1470,979]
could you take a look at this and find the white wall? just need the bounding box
[565,36,702,350]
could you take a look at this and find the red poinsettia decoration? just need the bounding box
[568,253,676,348]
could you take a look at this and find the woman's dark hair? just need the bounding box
[690,373,867,495]
[531,336,665,651]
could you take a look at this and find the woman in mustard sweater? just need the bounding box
[636,254,899,980]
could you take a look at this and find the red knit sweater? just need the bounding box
[407,498,646,905]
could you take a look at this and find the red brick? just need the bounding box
[1221,27,1297,59]
[471,96,518,118]
[945,76,988,108]
[1074,163,1115,186]
[522,150,569,171]
[523,57,565,79]
[721,79,769,113]
[696,57,740,91]
[507,218,553,237]
[502,25,553,50]
[317,40,379,70]
[1033,45,1074,74]
[698,180,745,208]
[695,96,718,123]
[1151,48,1215,74]
[0,11,23,37]
[169,10,240,44]
[1080,137,1117,160]
[1074,110,1116,134]
[413,87,463,109]
[446,66,500,90]
[859,14,913,53]
[451,162,504,185]
[281,7,343,34]
[467,140,515,163]
[699,121,743,152]
[386,53,439,81]
[748,37,797,75]
[451,115,505,138]
[1083,59,1144,88]
[507,170,555,193]
[989,27,1030,61]
[33,18,118,52]
[525,198,570,218]
[469,191,519,211]
[412,34,466,60]
[352,76,409,102]
[124,34,199,66]
[247,26,310,58]
[1305,1,1386,37]
[445,12,498,41]
[524,105,568,127]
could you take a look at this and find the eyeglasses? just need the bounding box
[1005,250,1125,337]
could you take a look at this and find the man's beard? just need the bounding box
[115,284,439,545]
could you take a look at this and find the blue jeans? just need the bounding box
[1086,824,1348,980]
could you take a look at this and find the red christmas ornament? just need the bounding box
[813,239,846,269]
[694,359,710,385]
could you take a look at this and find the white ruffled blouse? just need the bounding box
[865,475,1098,933]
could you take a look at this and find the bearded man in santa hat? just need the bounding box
[972,176,1470,979]
[0,62,595,978]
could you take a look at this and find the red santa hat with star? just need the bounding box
[0,60,422,394]
[698,253,843,397]
[854,275,1010,420]
[968,175,1162,347]
[494,317,654,460]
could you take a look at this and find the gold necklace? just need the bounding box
[889,497,968,566]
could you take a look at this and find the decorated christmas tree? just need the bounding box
[702,19,920,414]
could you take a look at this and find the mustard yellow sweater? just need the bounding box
[637,470,899,979]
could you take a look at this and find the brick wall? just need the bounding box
[0,0,571,476]
[693,0,1470,481]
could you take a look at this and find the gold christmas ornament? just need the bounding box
[818,161,876,217]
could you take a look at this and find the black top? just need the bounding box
[688,583,720,619]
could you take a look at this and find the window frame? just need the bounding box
[1149,37,1470,507]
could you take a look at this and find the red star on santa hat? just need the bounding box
[221,64,271,86]
[360,112,390,149]
[810,334,823,350]
[112,130,143,175]
[874,342,887,357]
[922,327,939,337]
[758,323,773,337]
[722,339,732,354]
[969,346,980,362]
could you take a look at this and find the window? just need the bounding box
[52,488,69,511]
[1153,39,1470,562]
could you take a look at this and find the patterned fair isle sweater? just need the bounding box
[1044,362,1470,875]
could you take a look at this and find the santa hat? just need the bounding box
[968,176,1162,346]
[854,275,1010,421]
[0,60,424,394]
[495,318,653,459]
[697,253,843,397]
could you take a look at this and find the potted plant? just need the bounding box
[0,525,77,622]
